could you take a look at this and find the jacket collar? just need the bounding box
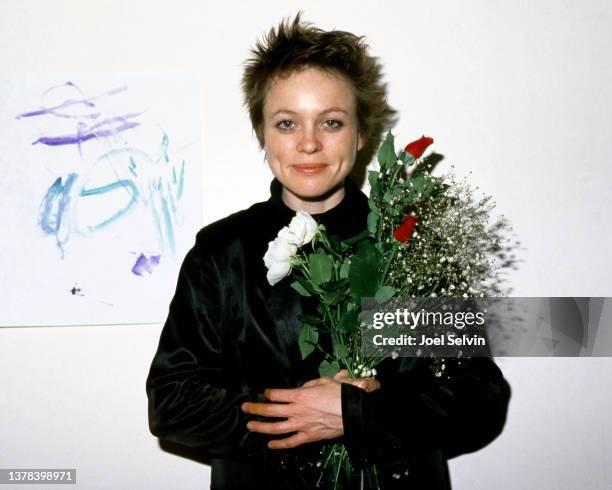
[267,177,369,239]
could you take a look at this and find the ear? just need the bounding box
[357,132,365,152]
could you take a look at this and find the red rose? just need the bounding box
[404,135,434,159]
[393,215,417,243]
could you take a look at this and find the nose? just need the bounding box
[297,126,322,154]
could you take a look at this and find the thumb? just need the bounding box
[334,369,349,380]
[344,378,381,393]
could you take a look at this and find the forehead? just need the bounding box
[263,67,356,114]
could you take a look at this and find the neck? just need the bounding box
[281,183,346,215]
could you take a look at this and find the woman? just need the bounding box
[146,13,511,489]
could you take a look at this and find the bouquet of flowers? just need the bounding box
[263,132,515,488]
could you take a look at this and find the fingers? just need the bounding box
[241,401,292,418]
[263,387,303,402]
[303,370,349,387]
[301,378,330,388]
[247,419,298,435]
[334,369,349,380]
[267,431,312,450]
[343,377,381,393]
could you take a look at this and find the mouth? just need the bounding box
[292,163,327,174]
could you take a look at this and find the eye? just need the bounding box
[324,119,343,129]
[276,119,295,131]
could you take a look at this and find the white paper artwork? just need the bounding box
[0,76,202,326]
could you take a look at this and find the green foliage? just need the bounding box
[349,240,382,298]
[368,170,381,199]
[337,307,360,334]
[292,276,318,296]
[375,285,396,304]
[398,150,415,166]
[339,259,351,279]
[377,131,397,170]
[407,172,437,201]
[298,323,318,360]
[333,341,349,359]
[291,280,312,297]
[323,288,346,306]
[309,250,333,285]
[319,359,340,377]
[367,211,379,235]
[297,314,324,326]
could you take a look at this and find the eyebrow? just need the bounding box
[270,107,349,117]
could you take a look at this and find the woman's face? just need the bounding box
[262,67,364,213]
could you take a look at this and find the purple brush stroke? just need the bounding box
[131,253,161,276]
[16,83,128,120]
[33,119,140,146]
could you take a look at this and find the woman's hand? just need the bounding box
[333,369,381,393]
[240,370,380,449]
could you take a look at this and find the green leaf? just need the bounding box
[298,324,318,360]
[358,309,375,326]
[368,170,380,197]
[367,211,379,234]
[319,359,340,377]
[337,307,360,334]
[309,250,333,286]
[328,234,342,252]
[294,275,318,295]
[322,279,348,292]
[368,198,378,212]
[297,314,323,326]
[343,229,370,246]
[323,288,346,306]
[298,313,323,327]
[339,259,351,279]
[408,172,436,201]
[349,240,382,298]
[377,131,396,169]
[375,285,396,304]
[410,172,426,192]
[399,151,415,166]
[333,342,349,359]
[291,280,312,297]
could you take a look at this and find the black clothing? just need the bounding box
[146,178,511,489]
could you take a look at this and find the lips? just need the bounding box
[292,163,327,174]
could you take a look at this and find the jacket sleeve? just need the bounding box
[145,232,262,457]
[340,356,511,467]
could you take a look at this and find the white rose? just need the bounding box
[286,210,318,246]
[263,233,297,285]
[263,211,318,286]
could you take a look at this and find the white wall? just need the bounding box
[1,1,611,488]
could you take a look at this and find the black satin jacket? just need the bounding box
[146,178,511,489]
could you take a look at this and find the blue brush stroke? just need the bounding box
[35,126,186,260]
[39,173,77,235]
[128,156,137,177]
[81,180,139,231]
[38,173,79,255]
[175,159,185,200]
[160,196,175,256]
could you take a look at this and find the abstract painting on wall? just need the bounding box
[0,76,202,326]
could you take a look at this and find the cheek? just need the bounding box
[266,137,297,162]
[334,135,358,159]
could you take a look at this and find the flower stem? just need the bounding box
[382,242,399,283]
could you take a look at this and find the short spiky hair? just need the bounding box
[241,12,397,166]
